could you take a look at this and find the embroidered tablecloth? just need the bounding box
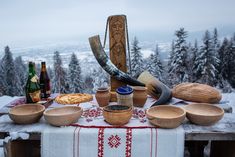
[42,126,184,157]
[40,95,184,157]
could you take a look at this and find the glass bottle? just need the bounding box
[25,62,41,103]
[39,62,51,99]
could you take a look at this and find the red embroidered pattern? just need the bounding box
[83,106,103,122]
[98,128,105,157]
[108,135,121,148]
[125,128,132,157]
[133,108,146,118]
[132,108,147,123]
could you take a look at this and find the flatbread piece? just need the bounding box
[55,93,93,104]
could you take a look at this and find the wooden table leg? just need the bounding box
[185,141,208,157]
[210,141,235,157]
[4,140,40,157]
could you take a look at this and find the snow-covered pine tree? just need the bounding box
[166,40,175,87]
[218,37,235,90]
[212,28,220,53]
[147,44,164,81]
[147,54,155,75]
[52,51,67,93]
[186,42,194,82]
[14,56,27,95]
[2,46,21,96]
[191,40,199,82]
[130,37,144,78]
[229,34,235,87]
[194,30,219,86]
[92,67,109,93]
[0,62,7,95]
[218,38,231,80]
[212,28,221,84]
[47,66,53,81]
[68,53,83,93]
[168,40,175,68]
[168,28,189,85]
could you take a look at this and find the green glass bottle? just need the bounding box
[25,62,41,103]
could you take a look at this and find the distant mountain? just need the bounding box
[1,26,233,74]
[0,40,170,70]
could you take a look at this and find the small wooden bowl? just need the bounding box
[9,104,45,124]
[184,103,224,126]
[44,106,83,126]
[103,105,132,126]
[146,105,186,128]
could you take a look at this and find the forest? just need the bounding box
[0,27,234,96]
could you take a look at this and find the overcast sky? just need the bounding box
[0,0,235,48]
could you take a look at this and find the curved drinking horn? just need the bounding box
[137,71,172,106]
[89,35,145,87]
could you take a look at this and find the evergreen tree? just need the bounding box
[0,62,7,95]
[14,56,27,95]
[228,33,235,87]
[52,51,67,93]
[194,30,219,86]
[68,53,83,93]
[147,54,155,76]
[218,38,231,80]
[92,67,109,93]
[168,28,189,85]
[186,42,194,82]
[218,37,235,88]
[47,66,53,81]
[2,46,21,96]
[130,37,144,78]
[190,40,199,82]
[212,28,220,53]
[147,44,164,80]
[168,40,175,68]
[212,28,221,84]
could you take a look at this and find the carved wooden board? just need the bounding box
[109,15,127,92]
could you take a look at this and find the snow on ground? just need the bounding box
[222,92,235,113]
[0,92,234,157]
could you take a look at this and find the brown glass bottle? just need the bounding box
[25,62,41,103]
[39,62,51,99]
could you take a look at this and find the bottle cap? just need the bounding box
[116,86,133,95]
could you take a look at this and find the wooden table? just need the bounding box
[0,98,234,157]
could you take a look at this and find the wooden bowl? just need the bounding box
[44,106,83,126]
[103,105,132,126]
[9,104,45,124]
[146,105,186,128]
[184,103,224,126]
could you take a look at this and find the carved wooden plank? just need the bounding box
[109,15,127,93]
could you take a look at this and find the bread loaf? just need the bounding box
[172,83,222,103]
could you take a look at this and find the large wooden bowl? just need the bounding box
[184,103,224,126]
[44,106,83,126]
[9,104,45,124]
[103,105,132,126]
[146,105,186,129]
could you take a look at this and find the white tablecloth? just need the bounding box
[42,126,184,157]
[41,96,184,157]
[3,95,218,157]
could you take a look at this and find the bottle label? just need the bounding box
[29,90,41,102]
[31,76,39,83]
